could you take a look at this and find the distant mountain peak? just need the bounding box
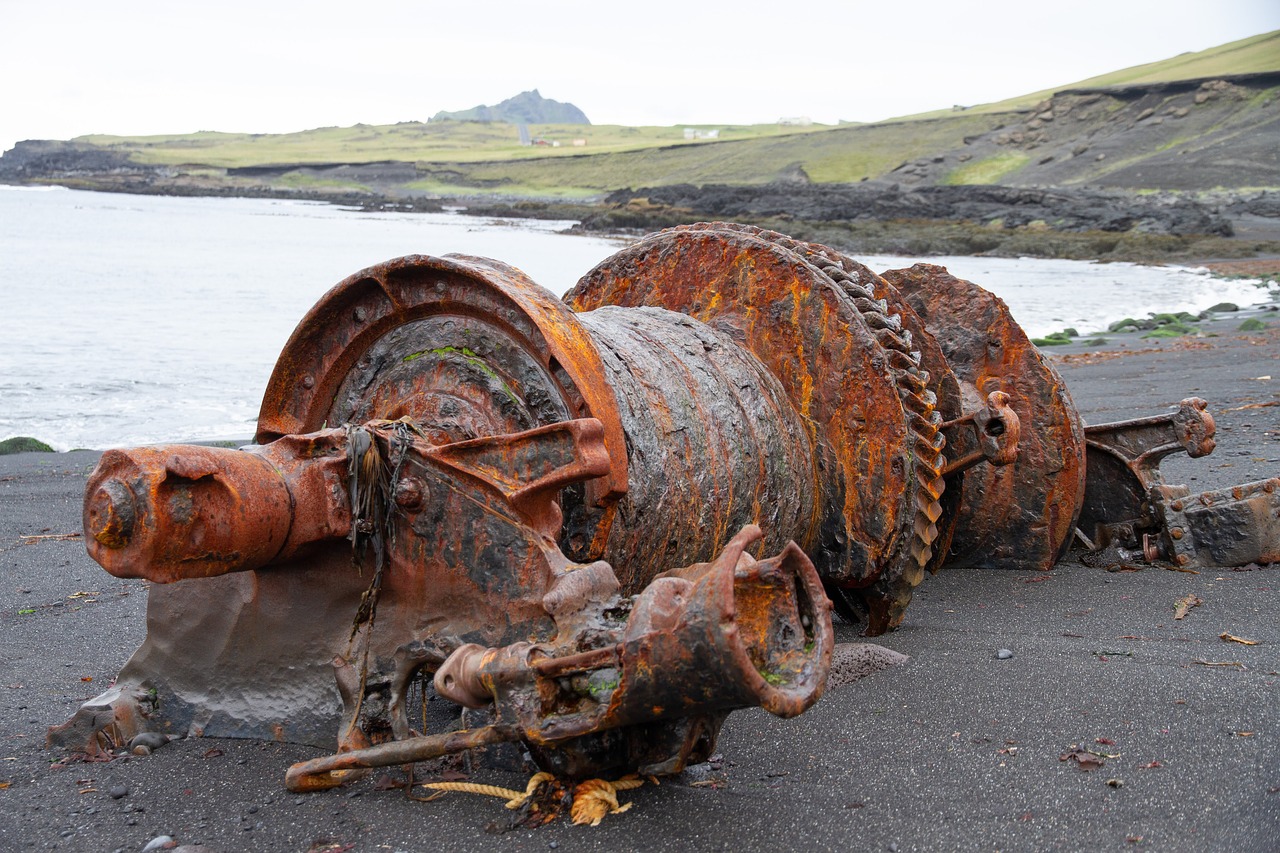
[431,90,590,125]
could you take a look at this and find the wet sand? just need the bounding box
[1,317,1277,852]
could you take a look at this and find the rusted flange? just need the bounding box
[671,223,950,633]
[256,253,629,512]
[567,224,917,601]
[881,263,1086,569]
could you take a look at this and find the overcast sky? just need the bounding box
[1,1,1277,154]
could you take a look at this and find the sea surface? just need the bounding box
[1,186,1269,450]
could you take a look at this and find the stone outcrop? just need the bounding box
[603,182,1236,237]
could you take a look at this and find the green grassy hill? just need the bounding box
[75,121,829,169]
[896,29,1280,119]
[6,30,1276,199]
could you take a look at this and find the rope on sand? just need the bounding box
[420,771,650,825]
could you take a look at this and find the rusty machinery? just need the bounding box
[52,223,1276,791]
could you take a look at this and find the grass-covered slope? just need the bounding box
[898,29,1280,119]
[73,121,829,169]
[3,30,1276,199]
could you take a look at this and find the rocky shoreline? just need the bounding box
[382,183,1280,265]
[4,159,1280,266]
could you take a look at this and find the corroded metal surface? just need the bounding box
[1155,477,1280,567]
[570,306,817,587]
[882,263,1087,570]
[1080,398,1280,568]
[564,223,963,634]
[568,224,916,591]
[64,251,838,787]
[255,253,630,537]
[288,524,832,790]
[682,224,950,634]
[62,222,1263,795]
[1080,397,1216,555]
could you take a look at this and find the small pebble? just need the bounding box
[141,836,174,853]
[996,649,1014,660]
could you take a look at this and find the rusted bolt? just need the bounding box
[1170,500,1184,511]
[1232,486,1245,501]
[394,476,427,510]
[1170,527,1184,540]
[1176,554,1190,566]
[1265,481,1276,494]
[302,374,315,390]
[86,480,136,549]
[353,306,368,323]
[1200,495,1213,507]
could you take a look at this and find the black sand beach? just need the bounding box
[2,315,1278,852]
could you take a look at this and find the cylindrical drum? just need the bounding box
[563,306,818,590]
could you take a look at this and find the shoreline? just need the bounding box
[5,178,1280,266]
[2,322,1276,851]
[6,256,1277,456]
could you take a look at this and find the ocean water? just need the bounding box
[0,186,1268,450]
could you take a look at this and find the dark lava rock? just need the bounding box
[602,182,1232,237]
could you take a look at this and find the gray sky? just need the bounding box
[1,1,1277,154]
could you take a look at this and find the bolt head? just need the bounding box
[394,476,427,510]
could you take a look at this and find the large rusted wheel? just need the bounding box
[567,223,940,633]
[881,263,1086,569]
[256,252,629,508]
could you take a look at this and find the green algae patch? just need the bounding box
[0,436,55,455]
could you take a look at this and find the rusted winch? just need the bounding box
[53,222,1266,791]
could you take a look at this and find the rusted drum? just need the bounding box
[256,254,821,594]
[567,224,940,633]
[881,263,1086,569]
[569,306,817,587]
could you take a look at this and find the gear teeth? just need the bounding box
[682,224,950,636]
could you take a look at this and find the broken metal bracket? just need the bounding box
[940,390,1022,476]
[1151,478,1280,567]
